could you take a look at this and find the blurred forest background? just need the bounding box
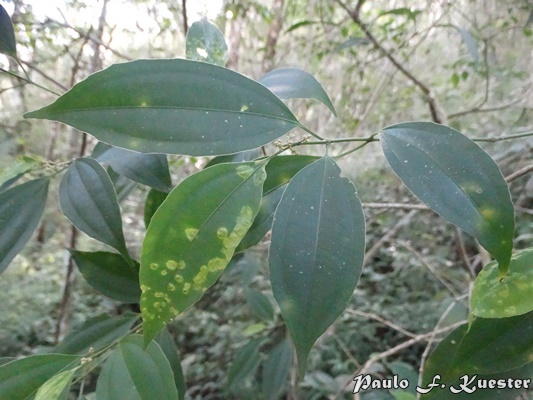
[0,0,532,398]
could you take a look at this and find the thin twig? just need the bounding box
[334,320,467,399]
[334,0,446,123]
[505,164,533,183]
[345,309,417,338]
[417,296,468,399]
[363,210,418,265]
[398,240,462,299]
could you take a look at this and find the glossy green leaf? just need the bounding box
[263,155,319,194]
[246,289,275,321]
[54,313,138,355]
[236,155,319,252]
[185,18,228,66]
[269,155,365,376]
[107,166,138,202]
[0,177,49,273]
[0,5,16,58]
[94,142,172,192]
[381,122,514,274]
[59,158,132,264]
[421,315,533,399]
[25,59,300,156]
[35,368,76,400]
[70,250,141,303]
[262,339,293,400]
[0,354,79,400]
[155,328,187,400]
[260,68,337,116]
[144,188,168,229]
[140,162,266,343]
[95,335,178,400]
[227,339,263,394]
[471,247,533,318]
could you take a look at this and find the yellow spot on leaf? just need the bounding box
[208,257,227,272]
[155,292,165,298]
[140,285,151,292]
[175,274,184,283]
[222,206,254,259]
[166,260,178,270]
[185,228,198,241]
[183,282,191,295]
[236,165,254,179]
[481,207,496,220]
[254,167,267,186]
[168,283,176,291]
[160,270,168,276]
[240,105,248,112]
[150,263,159,270]
[170,307,179,315]
[217,227,228,240]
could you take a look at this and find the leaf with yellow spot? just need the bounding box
[381,122,514,275]
[24,59,300,156]
[421,312,533,399]
[471,247,533,318]
[140,162,266,344]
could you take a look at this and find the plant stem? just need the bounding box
[0,67,61,96]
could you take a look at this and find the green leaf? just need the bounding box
[140,161,266,343]
[423,313,533,388]
[95,335,178,400]
[227,339,263,394]
[285,20,318,33]
[381,122,514,274]
[144,188,169,229]
[236,185,283,252]
[155,328,187,400]
[246,289,274,321]
[70,250,141,303]
[25,59,300,156]
[0,156,38,191]
[0,5,17,58]
[421,315,533,399]
[263,155,319,194]
[262,339,293,400]
[185,17,228,66]
[0,177,49,273]
[59,158,132,264]
[260,68,337,116]
[107,166,138,202]
[204,148,262,168]
[94,142,172,192]
[236,155,319,252]
[471,247,533,318]
[54,313,138,355]
[269,155,365,376]
[0,354,79,400]
[35,369,76,400]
